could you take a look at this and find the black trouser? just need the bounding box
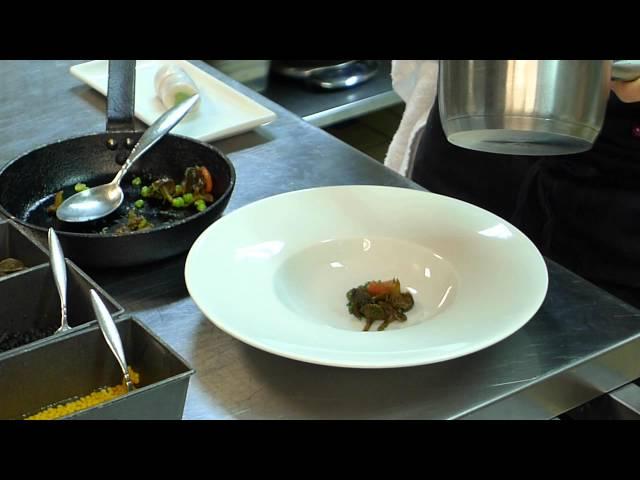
[411,97,640,308]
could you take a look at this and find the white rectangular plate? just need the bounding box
[70,60,277,142]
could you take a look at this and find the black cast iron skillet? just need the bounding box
[0,61,236,268]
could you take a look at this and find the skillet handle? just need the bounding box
[106,60,136,132]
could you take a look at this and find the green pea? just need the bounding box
[134,199,144,209]
[196,201,206,212]
[141,186,151,198]
[182,193,194,205]
[132,177,142,187]
[74,183,88,192]
[172,197,185,208]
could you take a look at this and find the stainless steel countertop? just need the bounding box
[2,60,640,419]
[252,60,401,127]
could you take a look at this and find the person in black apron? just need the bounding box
[411,90,640,308]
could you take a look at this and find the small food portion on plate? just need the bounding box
[154,64,201,112]
[346,278,415,331]
[69,60,277,143]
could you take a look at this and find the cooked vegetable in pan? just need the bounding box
[46,191,64,214]
[346,278,415,331]
[46,165,216,234]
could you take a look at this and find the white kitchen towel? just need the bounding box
[384,60,440,177]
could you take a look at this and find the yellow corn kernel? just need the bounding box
[24,367,141,420]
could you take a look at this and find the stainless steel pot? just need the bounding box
[439,60,640,156]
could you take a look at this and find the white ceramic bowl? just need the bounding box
[185,186,548,368]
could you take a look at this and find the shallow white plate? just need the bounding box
[70,60,277,142]
[185,186,548,369]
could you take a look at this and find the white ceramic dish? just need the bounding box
[185,185,549,369]
[70,60,277,142]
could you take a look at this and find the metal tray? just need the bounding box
[0,219,124,356]
[0,316,194,420]
[0,218,194,419]
[0,219,49,279]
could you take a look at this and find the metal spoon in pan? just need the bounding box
[56,93,199,223]
[90,289,135,392]
[48,228,71,334]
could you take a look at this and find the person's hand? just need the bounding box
[611,78,640,103]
